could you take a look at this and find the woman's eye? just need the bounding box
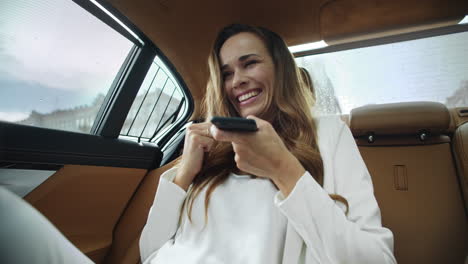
[223,72,233,80]
[245,60,258,67]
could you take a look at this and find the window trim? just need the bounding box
[72,0,146,46]
[92,44,155,137]
[294,23,468,58]
[0,121,162,170]
[72,0,195,141]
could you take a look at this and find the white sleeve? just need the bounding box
[0,187,94,264]
[139,167,187,263]
[274,121,396,263]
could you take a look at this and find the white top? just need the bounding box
[140,116,397,264]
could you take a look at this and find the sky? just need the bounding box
[0,0,133,121]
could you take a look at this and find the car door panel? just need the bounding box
[24,165,147,263]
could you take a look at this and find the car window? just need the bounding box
[119,56,188,143]
[0,0,133,133]
[296,31,468,114]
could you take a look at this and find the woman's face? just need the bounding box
[219,32,275,118]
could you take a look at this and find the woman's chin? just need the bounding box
[239,106,263,118]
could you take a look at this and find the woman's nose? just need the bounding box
[232,70,248,89]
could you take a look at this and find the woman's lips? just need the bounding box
[237,89,262,106]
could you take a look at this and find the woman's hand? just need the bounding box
[174,122,214,191]
[210,116,305,196]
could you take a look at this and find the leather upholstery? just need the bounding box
[351,102,468,263]
[350,101,450,136]
[450,107,468,130]
[24,165,146,263]
[452,122,468,215]
[103,159,179,264]
[359,144,468,263]
[320,0,466,43]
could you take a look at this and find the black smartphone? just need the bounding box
[210,116,258,132]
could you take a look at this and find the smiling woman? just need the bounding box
[139,23,396,264]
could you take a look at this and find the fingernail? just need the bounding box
[210,125,216,136]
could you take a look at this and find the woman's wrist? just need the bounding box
[273,154,305,197]
[173,170,194,191]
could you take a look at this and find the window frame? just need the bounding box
[0,0,193,170]
[117,57,190,145]
[294,23,468,58]
[70,0,194,140]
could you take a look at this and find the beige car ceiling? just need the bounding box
[107,0,467,115]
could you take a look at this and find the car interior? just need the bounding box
[0,0,467,263]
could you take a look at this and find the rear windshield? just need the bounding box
[296,31,468,115]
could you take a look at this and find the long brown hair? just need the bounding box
[181,24,348,224]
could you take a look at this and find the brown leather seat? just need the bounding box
[452,122,468,215]
[350,101,468,264]
[103,160,179,264]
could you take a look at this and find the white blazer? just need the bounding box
[140,116,396,264]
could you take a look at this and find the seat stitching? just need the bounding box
[456,129,468,186]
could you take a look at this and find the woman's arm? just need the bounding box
[139,168,187,263]
[275,119,396,263]
[140,121,214,262]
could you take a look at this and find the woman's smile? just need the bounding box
[236,88,263,106]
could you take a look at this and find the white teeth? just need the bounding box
[238,90,260,102]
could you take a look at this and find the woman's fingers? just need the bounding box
[176,122,215,187]
[187,122,213,138]
[198,134,215,152]
[233,144,250,169]
[188,130,215,152]
[209,125,253,144]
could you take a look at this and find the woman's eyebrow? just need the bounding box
[221,53,260,71]
[239,53,260,61]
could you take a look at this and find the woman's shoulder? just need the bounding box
[314,115,346,138]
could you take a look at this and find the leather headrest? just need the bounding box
[350,102,450,136]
